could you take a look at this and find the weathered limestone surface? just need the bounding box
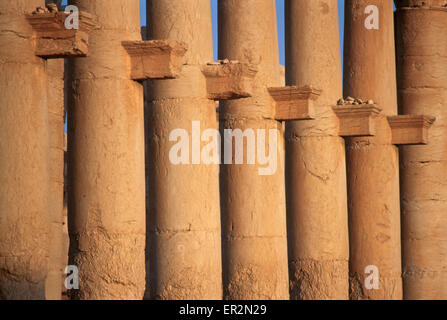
[285,0,349,300]
[67,0,146,299]
[219,0,289,300]
[44,0,66,301]
[2,0,446,302]
[396,1,447,299]
[398,0,447,6]
[145,0,222,300]
[63,132,69,299]
[0,0,50,300]
[344,0,403,300]
[45,58,65,300]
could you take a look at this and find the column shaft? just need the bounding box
[219,0,289,300]
[344,0,403,299]
[285,0,349,300]
[396,2,447,299]
[145,0,222,299]
[45,58,65,300]
[45,2,66,296]
[67,0,145,299]
[0,0,50,299]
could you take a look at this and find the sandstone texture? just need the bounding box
[344,0,403,300]
[0,0,445,302]
[219,0,289,300]
[145,0,222,300]
[67,0,146,299]
[285,0,349,300]
[396,2,447,299]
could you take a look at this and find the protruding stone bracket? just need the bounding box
[268,86,321,121]
[122,40,187,81]
[26,11,95,58]
[387,115,436,145]
[333,105,382,137]
[201,61,257,100]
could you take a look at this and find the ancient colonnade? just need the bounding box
[0,0,445,300]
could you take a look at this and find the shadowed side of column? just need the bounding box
[67,0,145,299]
[0,0,50,300]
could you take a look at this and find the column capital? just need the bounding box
[26,10,95,58]
[122,40,187,81]
[387,115,436,145]
[333,104,382,137]
[201,60,257,100]
[268,85,321,121]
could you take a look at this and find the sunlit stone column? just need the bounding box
[344,0,403,299]
[219,0,289,300]
[45,56,65,300]
[395,0,447,299]
[285,0,349,300]
[0,0,50,299]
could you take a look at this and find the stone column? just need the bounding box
[1,0,90,300]
[219,0,289,300]
[395,0,447,299]
[146,0,254,300]
[145,0,218,300]
[67,0,183,299]
[344,0,403,299]
[63,132,69,299]
[0,0,50,300]
[284,0,349,300]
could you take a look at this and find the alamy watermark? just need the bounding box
[64,5,79,30]
[65,265,79,290]
[364,265,380,290]
[169,121,278,176]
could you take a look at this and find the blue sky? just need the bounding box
[63,0,345,64]
[139,0,346,65]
